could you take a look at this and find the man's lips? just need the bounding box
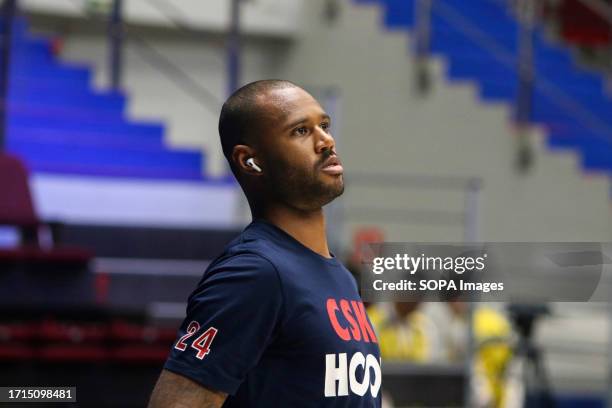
[320,155,343,175]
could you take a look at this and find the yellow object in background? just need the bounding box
[367,303,440,362]
[473,307,513,408]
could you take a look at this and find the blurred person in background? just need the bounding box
[367,301,443,362]
[148,80,381,407]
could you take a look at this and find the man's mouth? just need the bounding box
[320,155,343,176]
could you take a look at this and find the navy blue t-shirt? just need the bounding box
[164,219,382,407]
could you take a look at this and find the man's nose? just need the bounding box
[315,127,335,154]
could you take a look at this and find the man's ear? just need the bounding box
[232,145,262,176]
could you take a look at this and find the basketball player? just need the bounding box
[148,80,381,407]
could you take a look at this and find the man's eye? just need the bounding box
[321,122,331,132]
[294,127,308,136]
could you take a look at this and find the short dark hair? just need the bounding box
[218,79,298,167]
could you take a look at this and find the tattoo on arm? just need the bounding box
[148,369,227,408]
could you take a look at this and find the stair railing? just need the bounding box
[515,0,536,172]
[68,0,225,115]
[144,0,243,95]
[414,0,433,94]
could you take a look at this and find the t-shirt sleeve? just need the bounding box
[163,253,284,395]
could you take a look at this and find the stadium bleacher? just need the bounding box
[4,16,206,181]
[357,0,612,178]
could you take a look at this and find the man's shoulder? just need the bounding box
[188,237,284,305]
[219,228,280,263]
[202,228,283,281]
[198,229,288,288]
[209,246,276,274]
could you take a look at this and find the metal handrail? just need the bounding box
[68,0,224,114]
[145,0,241,95]
[126,33,223,113]
[145,0,225,40]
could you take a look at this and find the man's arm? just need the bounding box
[148,369,227,408]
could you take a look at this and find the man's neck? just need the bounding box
[257,206,331,259]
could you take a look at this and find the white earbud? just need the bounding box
[246,157,262,173]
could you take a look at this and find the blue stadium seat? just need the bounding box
[0,17,206,181]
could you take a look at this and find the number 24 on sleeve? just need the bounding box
[174,321,218,360]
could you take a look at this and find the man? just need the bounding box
[148,80,381,407]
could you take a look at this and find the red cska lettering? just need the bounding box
[326,298,377,343]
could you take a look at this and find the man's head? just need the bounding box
[218,80,344,212]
